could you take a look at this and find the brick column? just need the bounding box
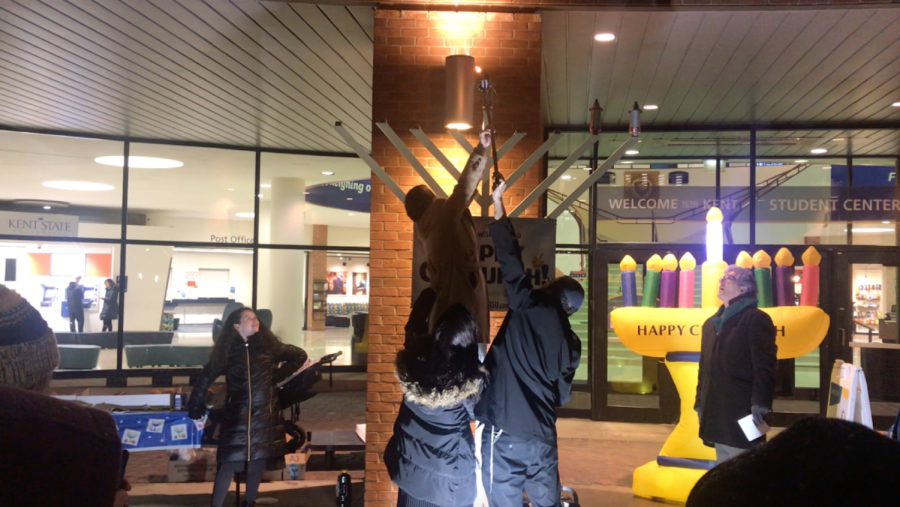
[366,9,543,506]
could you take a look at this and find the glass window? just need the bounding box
[0,131,124,239]
[123,244,252,369]
[0,239,120,369]
[847,157,897,247]
[260,153,371,247]
[256,248,366,367]
[126,144,255,243]
[556,251,588,386]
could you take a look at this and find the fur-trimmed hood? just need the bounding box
[399,369,486,409]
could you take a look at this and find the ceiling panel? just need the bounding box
[0,0,373,151]
[544,9,900,133]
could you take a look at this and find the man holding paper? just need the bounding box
[695,265,778,464]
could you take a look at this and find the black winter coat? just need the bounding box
[695,300,778,449]
[474,218,581,447]
[189,336,307,463]
[65,283,84,317]
[100,286,119,320]
[384,289,486,507]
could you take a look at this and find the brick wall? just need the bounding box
[366,9,543,506]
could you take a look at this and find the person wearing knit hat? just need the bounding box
[0,283,60,393]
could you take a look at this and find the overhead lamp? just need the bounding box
[475,66,482,73]
[322,171,334,176]
[561,175,572,180]
[445,55,476,130]
[228,188,235,191]
[258,194,263,198]
[348,213,355,216]
[892,102,900,107]
[629,102,642,136]
[235,212,254,218]
[644,105,659,110]
[594,33,615,42]
[833,138,845,142]
[620,160,634,164]
[810,148,827,154]
[883,221,891,224]
[626,150,640,155]
[43,181,114,191]
[94,156,183,169]
[847,228,894,233]
[43,206,51,210]
[795,160,808,163]
[261,184,271,188]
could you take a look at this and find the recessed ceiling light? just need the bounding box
[848,228,895,233]
[892,102,900,107]
[795,160,809,163]
[258,194,263,198]
[625,150,639,155]
[475,66,482,73]
[561,175,572,180]
[235,212,254,218]
[228,188,235,191]
[261,184,271,188]
[94,156,183,169]
[883,221,891,224]
[594,33,615,42]
[620,161,633,164]
[644,105,658,110]
[322,171,334,176]
[810,148,827,154]
[833,138,845,142]
[42,181,114,191]
[347,197,353,200]
[43,206,51,210]
[348,213,355,216]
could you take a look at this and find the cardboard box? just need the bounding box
[167,448,218,483]
[262,445,311,482]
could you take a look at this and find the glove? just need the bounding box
[751,404,769,426]
[188,407,205,421]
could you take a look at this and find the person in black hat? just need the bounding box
[474,176,583,507]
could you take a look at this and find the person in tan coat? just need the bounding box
[404,131,492,351]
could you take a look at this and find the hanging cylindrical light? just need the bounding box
[445,55,475,130]
[629,101,642,137]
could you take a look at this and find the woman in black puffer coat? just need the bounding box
[384,289,488,507]
[188,308,307,507]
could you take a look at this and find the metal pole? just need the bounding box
[847,152,854,245]
[749,128,756,246]
[512,134,599,218]
[116,141,129,371]
[252,150,260,309]
[715,158,721,202]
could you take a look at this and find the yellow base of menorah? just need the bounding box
[611,306,830,503]
[633,462,708,504]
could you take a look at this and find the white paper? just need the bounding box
[738,415,770,441]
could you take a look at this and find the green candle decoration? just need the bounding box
[753,250,774,308]
[641,254,663,308]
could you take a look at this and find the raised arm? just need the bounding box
[488,215,534,311]
[444,131,491,217]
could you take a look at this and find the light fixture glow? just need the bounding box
[261,184,271,188]
[348,213,355,216]
[892,102,900,107]
[347,197,353,200]
[846,228,895,233]
[882,221,891,224]
[833,138,845,142]
[446,123,472,130]
[94,156,183,169]
[445,54,475,131]
[620,161,634,164]
[625,150,639,155]
[258,194,263,198]
[43,206,51,210]
[792,276,801,283]
[594,33,615,42]
[235,212,255,218]
[321,171,334,176]
[810,148,827,154]
[42,181,114,191]
[794,160,808,163]
[227,188,235,191]
[561,175,572,180]
[475,66,482,73]
[644,105,658,110]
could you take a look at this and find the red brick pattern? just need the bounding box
[366,9,543,506]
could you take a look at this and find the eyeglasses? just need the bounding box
[719,275,739,284]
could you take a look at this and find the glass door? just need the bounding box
[835,250,900,430]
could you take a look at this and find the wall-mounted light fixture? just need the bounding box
[445,55,475,130]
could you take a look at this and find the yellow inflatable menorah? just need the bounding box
[609,209,830,503]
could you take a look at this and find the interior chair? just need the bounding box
[211,301,244,340]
